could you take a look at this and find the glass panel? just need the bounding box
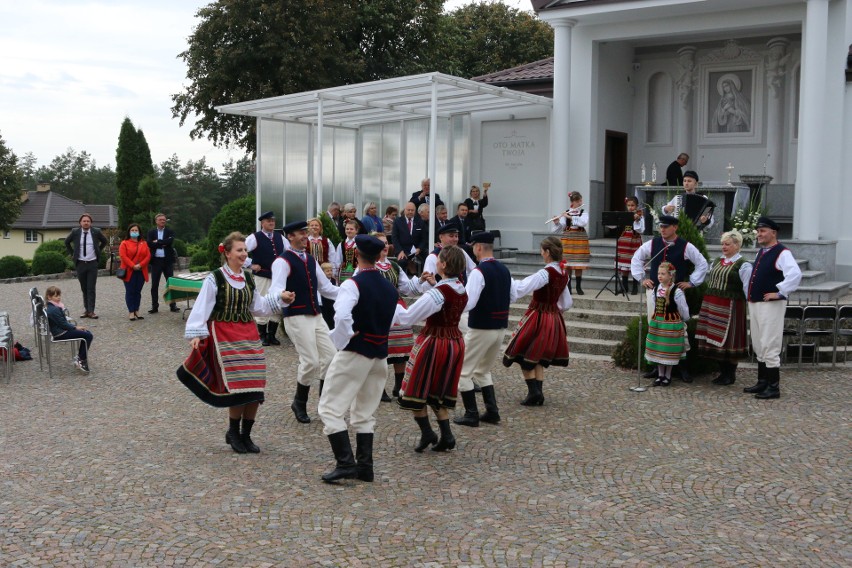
[258,119,285,228]
[333,129,356,209]
[381,122,401,215]
[452,116,469,204]
[361,125,382,215]
[405,119,428,198]
[284,122,309,224]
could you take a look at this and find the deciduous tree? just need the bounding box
[0,132,23,231]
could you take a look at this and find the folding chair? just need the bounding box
[832,305,852,367]
[781,305,804,367]
[801,305,837,366]
[0,311,12,383]
[36,303,88,379]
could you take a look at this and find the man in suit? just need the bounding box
[391,202,424,275]
[435,205,450,230]
[64,213,109,319]
[450,203,473,244]
[327,201,344,239]
[408,178,443,208]
[146,213,179,314]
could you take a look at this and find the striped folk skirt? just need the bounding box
[176,320,266,408]
[616,228,642,273]
[503,303,569,371]
[561,227,590,269]
[398,330,465,411]
[695,295,748,361]
[644,316,687,365]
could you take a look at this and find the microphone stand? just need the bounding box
[630,240,673,393]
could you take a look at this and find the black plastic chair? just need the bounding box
[801,305,837,366]
[490,230,518,259]
[781,305,804,367]
[832,305,852,367]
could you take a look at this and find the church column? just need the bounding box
[674,46,696,162]
[764,37,790,184]
[794,0,829,240]
[549,19,576,214]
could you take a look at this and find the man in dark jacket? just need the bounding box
[64,213,109,319]
[146,213,179,314]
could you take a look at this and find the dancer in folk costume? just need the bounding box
[395,246,469,453]
[503,236,573,406]
[178,232,293,453]
[550,191,590,294]
[644,262,690,387]
[335,219,360,284]
[365,232,426,403]
[245,210,289,346]
[617,196,645,295]
[422,224,477,284]
[317,235,399,484]
[695,231,753,386]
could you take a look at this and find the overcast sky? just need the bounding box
[0,0,532,172]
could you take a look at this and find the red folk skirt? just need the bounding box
[502,301,570,371]
[398,326,465,411]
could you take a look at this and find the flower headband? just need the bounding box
[218,243,225,253]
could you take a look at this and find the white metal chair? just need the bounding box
[36,303,87,379]
[0,312,12,382]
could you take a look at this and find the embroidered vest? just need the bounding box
[282,250,320,316]
[252,230,285,278]
[468,259,511,330]
[346,270,398,359]
[706,257,747,299]
[747,244,787,302]
[211,269,256,323]
[653,285,682,322]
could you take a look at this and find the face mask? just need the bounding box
[130,231,139,238]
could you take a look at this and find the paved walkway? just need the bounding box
[1,277,849,567]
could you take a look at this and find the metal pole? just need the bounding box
[315,96,324,219]
[428,77,438,251]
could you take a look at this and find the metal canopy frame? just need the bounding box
[217,72,553,247]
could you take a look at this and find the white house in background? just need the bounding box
[530,0,852,279]
[1,183,118,260]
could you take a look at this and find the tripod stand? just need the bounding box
[596,212,635,300]
[596,249,630,300]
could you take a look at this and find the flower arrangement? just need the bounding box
[730,206,762,247]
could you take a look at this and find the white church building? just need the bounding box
[220,0,851,287]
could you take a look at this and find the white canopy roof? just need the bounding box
[216,72,552,128]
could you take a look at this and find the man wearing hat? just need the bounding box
[743,216,801,399]
[663,171,714,230]
[631,214,708,381]
[317,235,399,483]
[270,220,339,423]
[246,211,289,346]
[454,231,510,428]
[422,223,477,283]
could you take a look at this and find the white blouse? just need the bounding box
[394,279,466,327]
[510,261,573,311]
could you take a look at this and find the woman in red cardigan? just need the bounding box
[119,223,151,321]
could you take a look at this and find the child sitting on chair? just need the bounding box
[45,285,94,373]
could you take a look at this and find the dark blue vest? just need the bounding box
[346,269,398,359]
[252,230,285,278]
[468,259,511,329]
[650,237,688,285]
[282,250,319,316]
[747,244,787,302]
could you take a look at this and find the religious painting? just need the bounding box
[698,63,762,145]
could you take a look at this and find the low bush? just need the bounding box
[0,255,29,278]
[31,251,68,275]
[173,238,188,258]
[34,239,67,257]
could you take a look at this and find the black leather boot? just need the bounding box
[453,389,480,427]
[743,362,769,393]
[755,367,780,399]
[642,365,658,379]
[266,321,281,346]
[381,389,392,402]
[712,362,731,385]
[257,323,269,347]
[321,430,358,483]
[355,433,374,482]
[291,383,311,423]
[432,419,456,452]
[392,372,404,398]
[520,379,543,406]
[479,385,501,424]
[575,275,584,295]
[621,274,630,295]
[678,361,692,383]
[414,416,438,453]
[225,418,247,454]
[240,418,260,453]
[631,280,639,295]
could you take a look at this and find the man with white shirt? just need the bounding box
[423,224,477,284]
[631,215,708,382]
[146,213,180,314]
[246,211,289,346]
[391,202,424,276]
[317,235,398,483]
[64,213,109,319]
[454,232,510,428]
[270,220,339,424]
[743,216,802,400]
[663,171,714,230]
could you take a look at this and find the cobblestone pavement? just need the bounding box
[1,277,850,567]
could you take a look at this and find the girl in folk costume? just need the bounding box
[307,217,339,270]
[645,262,690,387]
[395,246,468,453]
[695,231,753,386]
[503,236,573,406]
[617,197,645,295]
[335,219,360,283]
[550,191,590,294]
[178,232,294,454]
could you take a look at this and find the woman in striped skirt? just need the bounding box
[179,232,293,453]
[550,191,590,294]
[395,246,468,453]
[503,236,573,405]
[645,262,690,386]
[695,231,753,385]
